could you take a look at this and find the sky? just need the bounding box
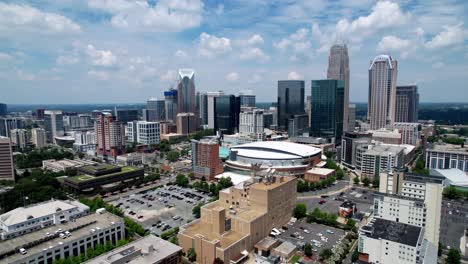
[0,0,467,104]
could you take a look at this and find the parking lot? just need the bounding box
[276,219,347,255]
[440,199,468,251]
[110,185,211,235]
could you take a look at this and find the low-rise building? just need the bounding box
[0,212,125,264]
[425,143,468,172]
[178,175,297,264]
[368,128,402,144]
[338,201,357,218]
[430,168,468,190]
[0,199,90,240]
[304,167,335,183]
[116,152,158,167]
[271,241,297,263]
[42,159,95,172]
[356,143,405,179]
[389,123,420,146]
[84,234,182,264]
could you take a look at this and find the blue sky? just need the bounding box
[0,0,467,104]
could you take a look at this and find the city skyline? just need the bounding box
[0,0,467,104]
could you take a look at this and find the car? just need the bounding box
[362,190,368,194]
[304,229,310,234]
[19,248,27,255]
[339,192,345,196]
[59,233,66,239]
[319,200,326,204]
[326,230,334,234]
[321,195,329,198]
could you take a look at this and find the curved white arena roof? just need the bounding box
[231,141,321,160]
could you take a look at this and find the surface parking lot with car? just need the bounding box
[110,185,211,235]
[275,218,347,254]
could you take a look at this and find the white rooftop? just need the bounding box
[178,68,195,79]
[0,200,88,226]
[369,54,394,70]
[431,168,468,187]
[215,172,252,185]
[231,141,321,160]
[306,167,335,175]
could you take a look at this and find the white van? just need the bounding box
[19,248,27,255]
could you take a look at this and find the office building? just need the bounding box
[348,104,356,131]
[356,143,405,179]
[84,234,182,264]
[239,108,264,139]
[341,132,372,169]
[31,128,47,149]
[327,44,350,132]
[287,114,309,137]
[389,122,420,146]
[115,109,139,123]
[368,54,398,130]
[425,143,468,172]
[358,218,430,264]
[145,98,165,122]
[191,139,224,181]
[63,164,144,192]
[239,90,256,107]
[116,152,157,167]
[207,91,225,129]
[178,175,297,264]
[177,69,196,114]
[176,113,197,135]
[126,121,160,145]
[164,89,178,122]
[310,79,344,143]
[0,137,14,181]
[73,131,96,153]
[305,95,311,127]
[214,95,241,135]
[0,212,125,264]
[0,103,6,116]
[304,168,335,183]
[95,114,125,158]
[0,118,23,137]
[396,85,419,123]
[66,115,93,129]
[44,110,64,144]
[368,128,402,144]
[277,80,305,131]
[0,199,90,240]
[10,129,29,149]
[198,92,208,125]
[36,109,45,120]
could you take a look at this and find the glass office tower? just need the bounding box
[214,95,241,135]
[277,80,305,132]
[310,80,344,144]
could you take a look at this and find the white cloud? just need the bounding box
[425,23,466,49]
[174,50,188,58]
[239,47,270,62]
[16,70,35,81]
[0,52,12,61]
[248,73,262,84]
[56,55,79,65]
[247,34,264,45]
[88,70,109,80]
[274,28,309,51]
[226,72,239,82]
[377,35,411,58]
[432,62,445,69]
[87,0,203,32]
[198,32,232,58]
[86,45,117,66]
[160,70,176,81]
[288,71,303,80]
[0,3,80,34]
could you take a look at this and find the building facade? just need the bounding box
[164,89,178,122]
[95,114,125,158]
[207,91,224,129]
[310,79,344,143]
[239,108,264,139]
[0,136,14,181]
[44,110,64,144]
[239,91,256,107]
[214,95,241,135]
[0,118,23,137]
[145,98,166,122]
[126,121,160,145]
[425,143,468,172]
[277,80,305,132]
[348,104,356,131]
[0,103,6,116]
[177,69,196,114]
[31,128,47,149]
[356,144,405,179]
[389,122,420,146]
[115,109,138,123]
[369,128,403,144]
[341,132,372,169]
[395,85,419,123]
[176,113,197,135]
[368,55,398,130]
[10,129,29,149]
[191,139,224,180]
[327,44,350,132]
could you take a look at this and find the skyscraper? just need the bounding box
[115,109,139,123]
[177,69,196,114]
[191,139,224,181]
[239,90,256,107]
[198,92,208,125]
[0,118,23,137]
[277,80,305,131]
[10,129,29,149]
[368,55,398,130]
[0,104,7,116]
[214,95,241,135]
[310,80,344,143]
[95,113,125,158]
[207,91,224,129]
[395,85,419,123]
[0,136,14,181]
[44,110,64,144]
[31,128,46,149]
[145,98,165,122]
[164,89,178,122]
[348,104,356,131]
[327,44,350,132]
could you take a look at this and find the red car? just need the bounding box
[319,200,326,204]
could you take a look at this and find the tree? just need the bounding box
[351,248,359,262]
[362,177,370,187]
[353,176,360,185]
[336,168,344,180]
[175,174,189,188]
[438,242,443,257]
[446,249,461,264]
[166,151,180,162]
[346,219,357,231]
[187,248,197,262]
[304,243,313,257]
[192,203,203,218]
[319,249,333,261]
[213,257,224,264]
[294,203,307,219]
[444,186,461,199]
[372,178,380,188]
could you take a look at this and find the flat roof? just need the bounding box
[0,212,122,263]
[215,172,252,185]
[306,167,335,175]
[231,141,321,160]
[362,218,421,247]
[255,237,278,250]
[84,234,181,264]
[274,241,296,255]
[429,143,468,154]
[431,168,468,186]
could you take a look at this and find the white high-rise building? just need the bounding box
[31,128,46,149]
[10,129,28,149]
[44,110,64,144]
[239,109,264,140]
[368,55,398,130]
[74,131,96,145]
[389,122,420,146]
[126,121,160,145]
[327,44,350,132]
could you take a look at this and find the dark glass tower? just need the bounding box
[214,95,240,135]
[277,80,305,131]
[395,85,419,123]
[310,80,344,143]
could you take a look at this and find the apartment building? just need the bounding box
[425,143,468,172]
[191,139,224,180]
[389,122,420,146]
[0,136,14,181]
[356,144,405,179]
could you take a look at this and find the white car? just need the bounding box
[19,248,27,255]
[304,229,310,234]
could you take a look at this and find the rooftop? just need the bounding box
[215,172,252,185]
[430,168,468,187]
[230,141,321,160]
[0,212,122,263]
[361,218,422,247]
[429,143,468,154]
[306,167,335,175]
[362,144,405,156]
[0,200,89,226]
[274,241,297,255]
[84,234,181,264]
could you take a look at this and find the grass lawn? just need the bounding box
[290,254,301,263]
[70,174,95,182]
